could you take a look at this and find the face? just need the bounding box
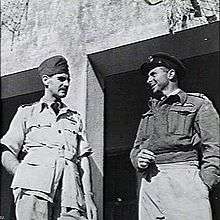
[146,66,170,93]
[44,73,70,99]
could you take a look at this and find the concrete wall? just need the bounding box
[86,61,104,219]
[3,0,216,77]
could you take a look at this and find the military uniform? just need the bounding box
[130,90,220,220]
[1,98,92,220]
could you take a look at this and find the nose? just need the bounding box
[63,79,70,87]
[146,75,152,84]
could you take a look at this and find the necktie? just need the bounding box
[165,95,180,105]
[51,102,60,115]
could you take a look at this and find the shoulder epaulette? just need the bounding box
[142,112,148,118]
[20,101,38,108]
[187,93,210,101]
[67,109,81,116]
[142,110,153,118]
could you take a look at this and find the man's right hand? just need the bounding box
[1,150,19,175]
[137,149,155,169]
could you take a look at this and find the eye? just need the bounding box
[58,76,70,82]
[149,72,156,77]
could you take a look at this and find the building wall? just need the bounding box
[86,61,104,219]
[2,0,216,109]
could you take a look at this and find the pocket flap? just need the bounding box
[23,149,55,167]
[62,120,79,134]
[170,106,197,114]
[26,120,52,130]
[142,111,154,118]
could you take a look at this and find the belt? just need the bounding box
[25,145,78,162]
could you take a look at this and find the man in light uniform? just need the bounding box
[130,52,220,220]
[1,56,97,220]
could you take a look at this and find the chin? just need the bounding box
[58,92,67,98]
[152,88,159,93]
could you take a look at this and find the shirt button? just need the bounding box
[58,130,62,133]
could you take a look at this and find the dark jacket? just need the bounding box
[130,90,220,190]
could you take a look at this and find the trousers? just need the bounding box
[15,191,87,220]
[139,161,212,220]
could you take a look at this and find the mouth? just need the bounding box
[149,84,157,90]
[59,88,68,93]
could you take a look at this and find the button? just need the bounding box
[58,130,62,133]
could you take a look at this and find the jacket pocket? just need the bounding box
[11,160,55,193]
[168,106,196,136]
[23,148,56,167]
[12,148,56,192]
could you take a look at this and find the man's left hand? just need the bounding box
[85,195,97,220]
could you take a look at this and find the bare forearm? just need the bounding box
[81,156,97,220]
[81,156,93,195]
[1,150,19,175]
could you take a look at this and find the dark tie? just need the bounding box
[165,95,180,105]
[51,102,60,115]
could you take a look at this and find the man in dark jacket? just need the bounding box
[130,52,220,220]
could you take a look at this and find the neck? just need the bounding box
[162,83,179,97]
[43,90,61,103]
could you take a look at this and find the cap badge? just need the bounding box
[148,56,154,62]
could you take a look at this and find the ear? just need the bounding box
[41,75,50,87]
[167,69,176,80]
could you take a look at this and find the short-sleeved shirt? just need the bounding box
[1,98,91,158]
[1,98,92,209]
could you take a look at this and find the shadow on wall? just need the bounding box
[90,157,103,220]
[0,91,44,220]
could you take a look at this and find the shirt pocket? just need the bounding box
[168,106,196,136]
[61,119,80,150]
[26,120,52,133]
[62,119,80,135]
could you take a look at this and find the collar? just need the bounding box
[160,89,187,105]
[176,89,187,105]
[147,89,188,110]
[167,88,181,97]
[37,97,69,113]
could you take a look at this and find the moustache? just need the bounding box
[59,87,68,92]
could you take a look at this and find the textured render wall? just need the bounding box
[1,0,170,76]
[2,0,216,76]
[2,0,212,107]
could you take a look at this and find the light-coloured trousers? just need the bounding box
[139,161,212,220]
[15,191,87,220]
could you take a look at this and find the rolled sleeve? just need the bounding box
[197,100,220,189]
[78,119,92,157]
[1,107,26,157]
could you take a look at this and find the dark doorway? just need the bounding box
[0,69,43,219]
[105,52,219,220]
[88,22,220,220]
